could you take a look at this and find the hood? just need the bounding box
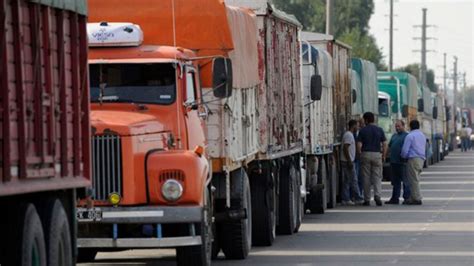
[91,110,168,136]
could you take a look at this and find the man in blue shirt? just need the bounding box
[357,112,387,206]
[401,120,426,205]
[386,120,410,204]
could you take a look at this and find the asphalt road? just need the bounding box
[81,150,474,266]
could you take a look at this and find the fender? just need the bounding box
[146,150,209,205]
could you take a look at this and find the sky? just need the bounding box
[369,0,474,90]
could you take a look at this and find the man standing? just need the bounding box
[385,120,410,204]
[357,112,387,206]
[341,120,364,205]
[401,120,426,205]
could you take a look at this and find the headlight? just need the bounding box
[161,179,183,202]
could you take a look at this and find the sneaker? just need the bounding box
[385,199,399,204]
[375,198,383,206]
[341,200,355,206]
[355,200,365,205]
[362,201,370,206]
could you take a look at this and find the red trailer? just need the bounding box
[0,0,90,265]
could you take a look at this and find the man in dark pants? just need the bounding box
[357,112,387,206]
[385,120,411,204]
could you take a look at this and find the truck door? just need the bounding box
[184,68,206,149]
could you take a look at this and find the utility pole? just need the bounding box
[389,0,394,71]
[443,53,447,92]
[413,8,435,87]
[453,56,458,134]
[462,72,466,108]
[420,8,428,86]
[326,0,334,35]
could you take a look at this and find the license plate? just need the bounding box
[77,207,103,222]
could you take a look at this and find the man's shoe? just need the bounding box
[355,200,365,205]
[405,199,422,205]
[341,200,355,206]
[362,201,370,206]
[375,198,383,206]
[385,199,399,204]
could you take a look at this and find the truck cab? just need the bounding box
[378,91,393,140]
[77,22,230,265]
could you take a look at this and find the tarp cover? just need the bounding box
[351,69,362,115]
[29,0,87,15]
[226,6,260,88]
[351,58,378,115]
[378,72,418,108]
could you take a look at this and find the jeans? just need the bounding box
[360,152,383,201]
[341,161,363,202]
[390,163,410,201]
[355,159,364,195]
[461,137,470,152]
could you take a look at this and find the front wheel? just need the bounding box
[176,189,212,266]
[221,169,252,260]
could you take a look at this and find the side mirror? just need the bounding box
[417,98,424,112]
[402,105,408,118]
[310,74,323,101]
[212,58,233,98]
[352,89,357,104]
[433,106,438,119]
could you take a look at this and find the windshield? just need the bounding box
[378,99,389,117]
[90,63,176,105]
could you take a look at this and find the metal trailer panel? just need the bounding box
[255,8,303,157]
[309,37,352,144]
[301,43,334,155]
[0,0,90,196]
[351,58,379,116]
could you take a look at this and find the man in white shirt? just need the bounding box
[341,120,364,205]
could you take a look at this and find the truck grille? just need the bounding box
[91,135,123,201]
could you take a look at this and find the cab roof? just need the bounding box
[88,45,196,62]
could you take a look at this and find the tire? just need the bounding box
[277,162,297,235]
[177,188,212,266]
[327,159,337,209]
[293,169,304,233]
[5,203,47,266]
[250,169,276,246]
[220,170,252,260]
[305,157,327,214]
[77,249,98,263]
[42,200,73,266]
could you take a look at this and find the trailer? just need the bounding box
[0,0,90,265]
[300,32,352,209]
[351,58,379,120]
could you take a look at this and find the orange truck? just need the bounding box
[78,0,310,264]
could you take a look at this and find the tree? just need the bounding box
[273,0,386,69]
[338,28,386,70]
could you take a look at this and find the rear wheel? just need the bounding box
[176,189,212,266]
[294,169,304,233]
[250,169,276,246]
[5,203,47,266]
[42,200,73,266]
[305,157,327,214]
[277,162,297,235]
[221,170,252,259]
